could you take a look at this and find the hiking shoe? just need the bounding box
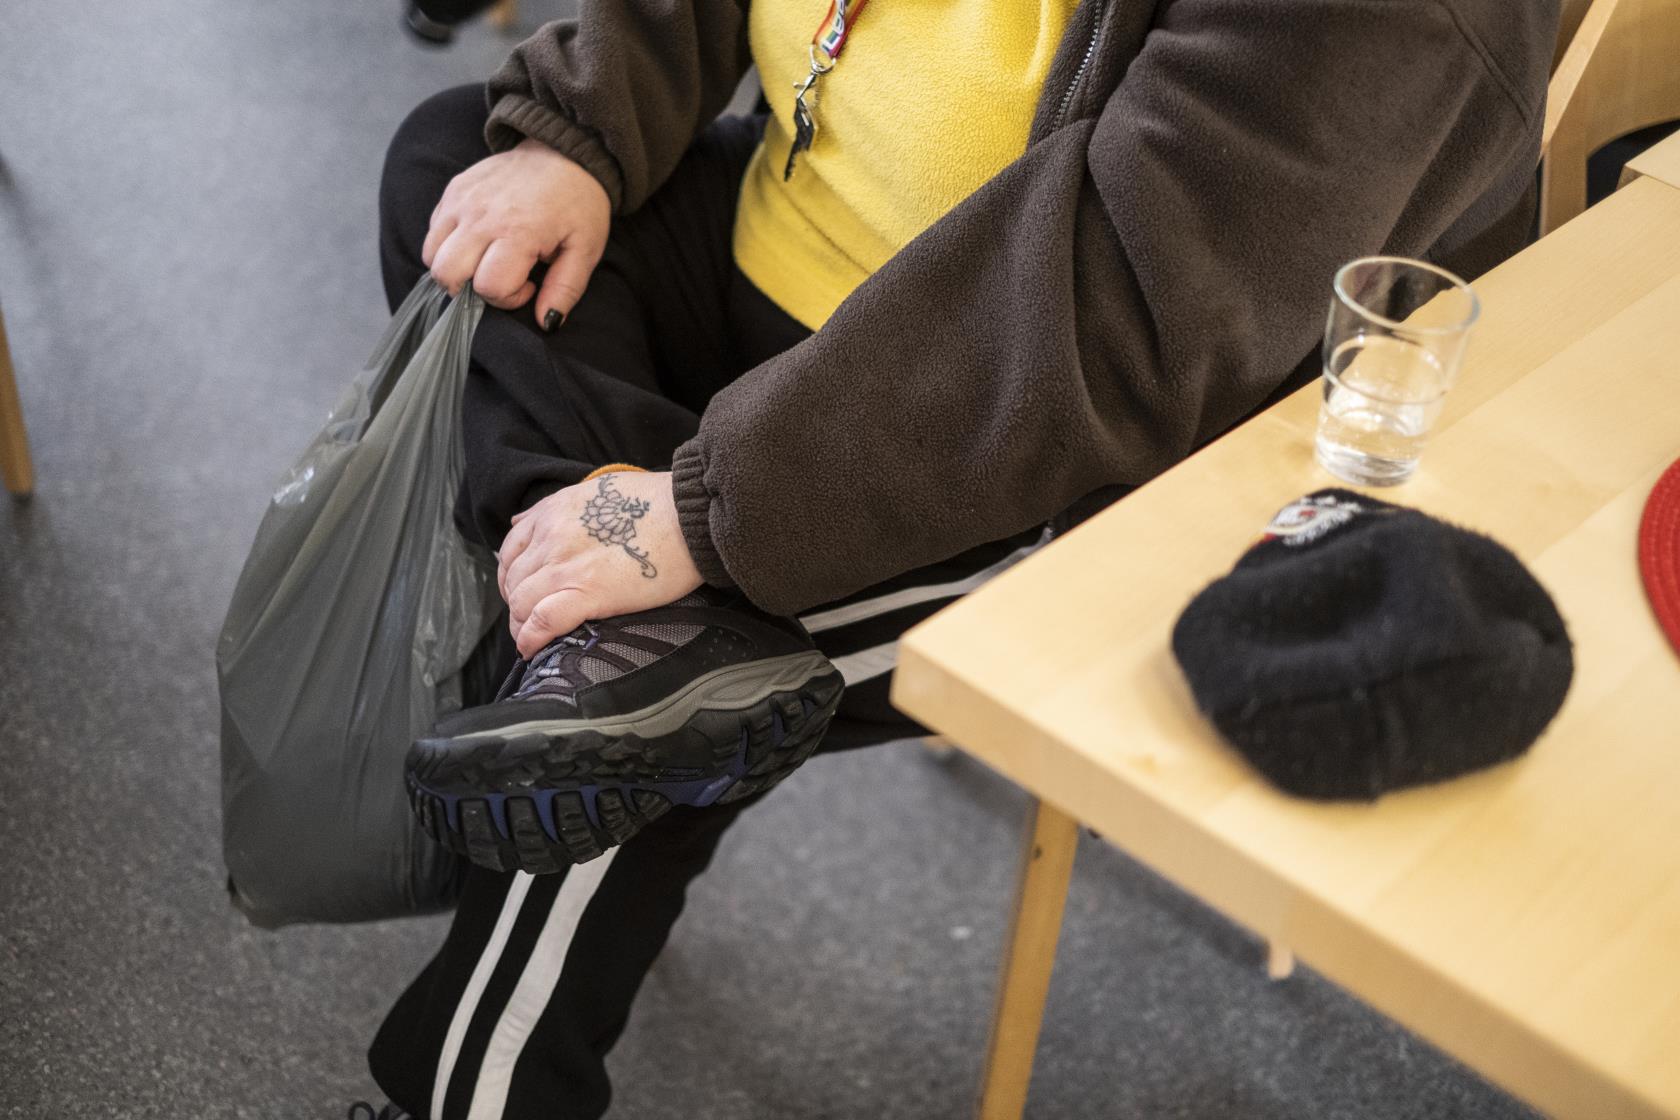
[406,589,845,873]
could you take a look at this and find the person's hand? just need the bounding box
[499,471,704,657]
[424,138,611,329]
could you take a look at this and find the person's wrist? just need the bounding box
[657,471,702,590]
[670,443,735,589]
[514,136,567,163]
[486,94,625,211]
[514,138,609,210]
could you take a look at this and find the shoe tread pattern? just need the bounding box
[409,670,844,872]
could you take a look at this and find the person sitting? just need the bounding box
[361,0,1559,1115]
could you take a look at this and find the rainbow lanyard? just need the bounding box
[783,0,871,181]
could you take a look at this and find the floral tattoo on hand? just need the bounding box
[579,475,658,579]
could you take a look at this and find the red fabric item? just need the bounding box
[1640,457,1680,657]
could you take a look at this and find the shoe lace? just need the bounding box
[528,622,601,671]
[497,622,601,701]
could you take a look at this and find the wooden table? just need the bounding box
[891,173,1680,1120]
[1621,126,1680,190]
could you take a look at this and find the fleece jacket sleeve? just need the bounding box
[482,0,751,214]
[670,0,1549,616]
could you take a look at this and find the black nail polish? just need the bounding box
[543,309,563,332]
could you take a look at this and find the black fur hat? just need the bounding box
[1171,490,1573,800]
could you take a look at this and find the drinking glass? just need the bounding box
[1315,256,1480,486]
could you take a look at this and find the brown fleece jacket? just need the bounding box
[485,0,1559,617]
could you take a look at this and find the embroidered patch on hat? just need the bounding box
[1261,490,1393,548]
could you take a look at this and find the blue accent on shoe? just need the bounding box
[485,793,511,839]
[630,774,728,808]
[577,784,603,830]
[650,726,753,808]
[534,789,560,842]
[689,772,737,807]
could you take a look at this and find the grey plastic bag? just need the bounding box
[217,278,499,927]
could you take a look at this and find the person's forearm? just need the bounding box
[672,0,1544,616]
[483,0,752,214]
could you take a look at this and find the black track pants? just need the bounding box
[368,85,1041,1120]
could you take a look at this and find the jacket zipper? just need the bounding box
[1051,0,1109,131]
[1045,0,1110,544]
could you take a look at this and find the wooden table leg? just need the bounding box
[0,307,34,499]
[1266,940,1296,980]
[978,796,1079,1120]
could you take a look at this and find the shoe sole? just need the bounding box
[407,651,845,874]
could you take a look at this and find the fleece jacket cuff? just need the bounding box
[670,440,738,590]
[483,93,626,213]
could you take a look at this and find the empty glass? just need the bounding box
[1315,256,1480,486]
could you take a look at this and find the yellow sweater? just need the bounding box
[733,0,1080,330]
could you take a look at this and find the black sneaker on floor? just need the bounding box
[400,1,455,46]
[406,590,845,874]
[347,1102,409,1120]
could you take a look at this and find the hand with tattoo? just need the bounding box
[578,476,658,579]
[497,470,703,657]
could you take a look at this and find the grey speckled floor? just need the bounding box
[0,4,1539,1119]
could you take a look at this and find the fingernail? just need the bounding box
[543,309,562,332]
